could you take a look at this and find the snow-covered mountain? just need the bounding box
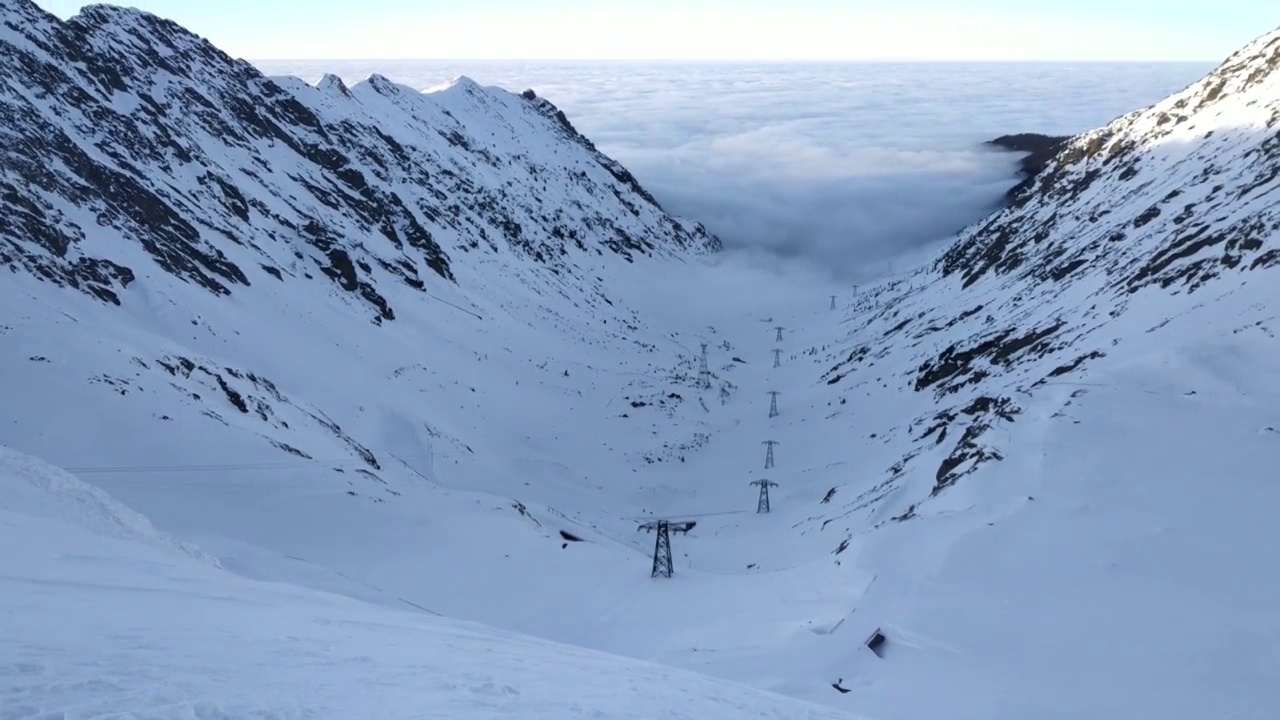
[3,1,1279,718]
[813,25,1280,525]
[0,0,715,316]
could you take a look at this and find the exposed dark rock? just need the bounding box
[0,0,716,319]
[914,322,1064,395]
[988,133,1073,201]
[988,133,1072,174]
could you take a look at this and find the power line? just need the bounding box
[624,508,747,523]
[66,459,363,474]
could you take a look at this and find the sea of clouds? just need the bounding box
[256,60,1211,282]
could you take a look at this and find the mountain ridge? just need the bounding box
[801,23,1280,553]
[3,4,1279,719]
[1,0,716,322]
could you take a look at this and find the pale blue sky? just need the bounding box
[34,0,1274,61]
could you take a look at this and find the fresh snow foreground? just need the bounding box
[0,445,865,720]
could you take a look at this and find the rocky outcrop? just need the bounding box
[987,133,1072,200]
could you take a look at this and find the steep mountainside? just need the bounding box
[0,0,715,321]
[700,27,1280,718]
[1,0,737,663]
[3,3,1278,719]
[805,26,1280,536]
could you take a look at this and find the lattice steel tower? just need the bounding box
[762,439,778,469]
[774,325,784,342]
[697,342,711,389]
[830,295,837,310]
[750,479,779,513]
[638,520,673,578]
[637,519,695,578]
[768,390,780,418]
[773,348,782,368]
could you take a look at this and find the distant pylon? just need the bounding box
[750,479,779,513]
[830,295,837,310]
[774,325,784,342]
[768,390,780,418]
[762,440,778,469]
[773,348,782,368]
[697,342,711,389]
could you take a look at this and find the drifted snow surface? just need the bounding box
[0,445,865,720]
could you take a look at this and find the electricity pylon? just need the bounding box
[773,348,782,368]
[637,519,696,578]
[830,295,837,310]
[774,325,784,342]
[768,390,780,418]
[762,439,778,469]
[751,479,778,513]
[697,342,711,389]
[639,520,673,577]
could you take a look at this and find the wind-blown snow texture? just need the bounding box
[0,445,866,720]
[3,2,1280,718]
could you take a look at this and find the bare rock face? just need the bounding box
[987,133,1073,200]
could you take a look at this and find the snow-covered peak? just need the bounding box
[73,3,173,31]
[356,71,421,98]
[0,0,52,27]
[316,71,350,96]
[0,0,64,54]
[68,2,238,69]
[423,73,485,95]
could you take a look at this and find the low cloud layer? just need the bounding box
[257,60,1211,283]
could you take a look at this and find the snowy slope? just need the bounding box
[3,1,1279,719]
[808,24,1280,530]
[714,25,1280,717]
[0,444,868,720]
[1,0,731,627]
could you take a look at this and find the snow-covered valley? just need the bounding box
[3,2,1280,718]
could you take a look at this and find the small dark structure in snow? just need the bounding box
[832,678,851,694]
[865,628,886,657]
[559,530,583,542]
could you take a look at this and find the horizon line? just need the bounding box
[248,57,1222,65]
